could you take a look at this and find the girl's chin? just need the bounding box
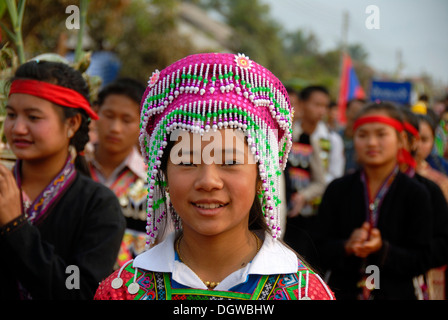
[360,158,391,166]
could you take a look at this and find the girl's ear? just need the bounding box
[256,179,263,195]
[66,113,82,137]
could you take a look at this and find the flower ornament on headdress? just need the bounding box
[235,53,253,70]
[139,53,293,249]
[148,69,160,88]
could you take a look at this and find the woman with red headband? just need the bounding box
[0,60,125,299]
[315,101,432,299]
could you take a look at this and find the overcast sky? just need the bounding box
[262,0,448,87]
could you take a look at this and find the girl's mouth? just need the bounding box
[12,139,33,148]
[192,202,227,209]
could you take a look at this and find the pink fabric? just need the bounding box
[141,53,291,145]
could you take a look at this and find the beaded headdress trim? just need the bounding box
[139,53,293,249]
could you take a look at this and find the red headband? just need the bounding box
[9,79,99,120]
[353,115,403,132]
[403,122,420,139]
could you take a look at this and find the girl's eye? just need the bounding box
[223,160,241,166]
[103,112,114,119]
[122,117,133,124]
[6,112,16,119]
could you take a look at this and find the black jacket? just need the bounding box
[315,170,433,300]
[0,173,125,299]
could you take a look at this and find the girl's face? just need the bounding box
[166,129,259,238]
[5,93,72,162]
[353,112,403,168]
[416,121,434,162]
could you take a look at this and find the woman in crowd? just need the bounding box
[0,60,125,299]
[316,102,432,299]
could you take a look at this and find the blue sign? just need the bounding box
[369,80,412,105]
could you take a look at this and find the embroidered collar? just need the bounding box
[122,147,147,180]
[133,231,298,291]
[14,154,77,225]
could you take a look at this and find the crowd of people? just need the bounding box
[1,52,447,301]
[284,86,448,300]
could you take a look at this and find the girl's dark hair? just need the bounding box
[299,85,329,102]
[401,108,420,155]
[96,77,146,108]
[402,108,419,132]
[417,113,437,138]
[12,60,92,176]
[424,108,439,136]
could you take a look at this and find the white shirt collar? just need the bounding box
[133,231,298,291]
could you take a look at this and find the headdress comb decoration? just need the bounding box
[139,53,293,248]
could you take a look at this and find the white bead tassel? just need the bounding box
[268,127,281,238]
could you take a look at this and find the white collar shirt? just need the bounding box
[133,231,299,291]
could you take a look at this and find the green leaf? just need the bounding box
[5,0,18,27]
[17,0,26,25]
[0,1,7,20]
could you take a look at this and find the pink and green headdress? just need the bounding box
[139,53,293,248]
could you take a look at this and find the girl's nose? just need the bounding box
[366,135,378,146]
[11,116,28,135]
[193,164,224,192]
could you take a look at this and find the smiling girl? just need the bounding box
[0,60,125,299]
[94,53,334,300]
[316,102,432,300]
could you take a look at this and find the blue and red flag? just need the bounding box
[338,53,366,124]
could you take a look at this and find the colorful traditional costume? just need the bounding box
[89,146,148,267]
[95,232,333,300]
[95,53,334,300]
